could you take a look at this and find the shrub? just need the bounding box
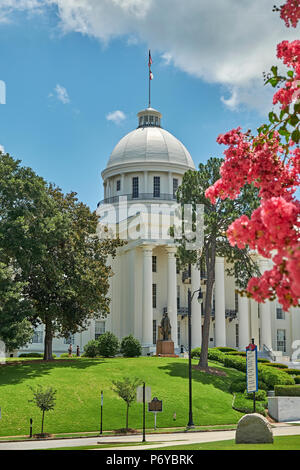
[225,351,246,357]
[223,355,247,372]
[295,377,300,384]
[283,368,300,376]
[275,385,300,397]
[229,376,247,393]
[98,332,119,357]
[257,358,271,363]
[19,353,43,358]
[191,347,201,359]
[232,393,266,416]
[258,365,295,389]
[83,340,100,358]
[120,335,142,357]
[207,348,226,363]
[263,362,288,369]
[215,347,237,353]
[244,389,267,401]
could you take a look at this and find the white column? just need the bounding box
[259,259,272,350]
[191,264,202,349]
[215,257,226,346]
[142,245,153,346]
[144,171,148,194]
[259,259,272,349]
[166,246,178,348]
[238,294,250,350]
[250,299,259,347]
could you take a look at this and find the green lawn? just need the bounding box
[152,435,300,450]
[0,357,243,436]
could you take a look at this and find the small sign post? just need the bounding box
[100,390,103,435]
[136,384,151,443]
[246,338,258,413]
[148,397,163,430]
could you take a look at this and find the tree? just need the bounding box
[176,158,260,369]
[120,335,142,357]
[111,377,142,430]
[28,385,57,435]
[0,153,124,360]
[0,261,34,351]
[205,1,300,311]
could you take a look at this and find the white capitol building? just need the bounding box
[20,106,300,361]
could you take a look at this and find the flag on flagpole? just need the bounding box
[150,71,153,80]
[148,50,152,67]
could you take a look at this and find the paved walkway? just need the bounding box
[1,424,300,450]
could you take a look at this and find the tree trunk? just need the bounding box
[198,240,216,369]
[43,316,53,361]
[41,410,45,434]
[126,404,129,430]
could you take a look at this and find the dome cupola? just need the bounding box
[137,107,162,128]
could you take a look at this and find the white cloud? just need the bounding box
[50,84,70,104]
[106,110,126,124]
[1,0,298,112]
[0,145,5,153]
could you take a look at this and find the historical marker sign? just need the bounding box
[148,397,163,413]
[246,343,258,393]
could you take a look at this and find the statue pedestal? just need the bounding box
[156,340,178,357]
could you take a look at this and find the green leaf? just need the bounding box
[291,129,300,144]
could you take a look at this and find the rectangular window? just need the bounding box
[152,256,157,273]
[95,321,106,340]
[276,307,285,320]
[64,334,75,345]
[153,176,160,197]
[277,329,286,352]
[235,324,239,348]
[153,320,157,344]
[132,177,139,198]
[32,330,43,344]
[116,180,121,191]
[173,178,178,197]
[152,284,157,308]
[177,285,180,309]
[176,258,180,274]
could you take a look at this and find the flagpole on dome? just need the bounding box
[148,49,153,108]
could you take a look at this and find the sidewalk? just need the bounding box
[0,423,299,450]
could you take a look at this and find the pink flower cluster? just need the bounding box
[280,0,300,28]
[205,2,300,310]
[273,40,300,109]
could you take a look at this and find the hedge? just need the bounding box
[190,347,226,363]
[258,365,295,389]
[233,393,266,416]
[295,377,300,384]
[263,362,289,369]
[225,351,246,357]
[275,385,300,397]
[19,353,43,358]
[283,368,300,376]
[244,389,267,401]
[215,347,237,353]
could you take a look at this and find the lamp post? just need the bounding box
[187,287,203,428]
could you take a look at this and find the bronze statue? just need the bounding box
[160,312,171,341]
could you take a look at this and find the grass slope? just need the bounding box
[0,357,243,436]
[153,435,300,450]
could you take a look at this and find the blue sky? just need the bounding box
[0,1,298,209]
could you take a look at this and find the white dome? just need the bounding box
[106,108,195,170]
[107,126,195,169]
